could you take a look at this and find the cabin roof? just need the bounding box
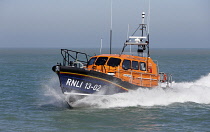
[92,54,150,61]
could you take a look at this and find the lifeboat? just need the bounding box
[52,12,172,105]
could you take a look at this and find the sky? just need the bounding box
[0,0,209,48]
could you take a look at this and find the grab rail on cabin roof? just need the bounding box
[61,49,90,66]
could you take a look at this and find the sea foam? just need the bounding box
[40,76,67,108]
[72,73,210,108]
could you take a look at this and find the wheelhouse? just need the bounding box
[86,54,154,72]
[86,54,159,87]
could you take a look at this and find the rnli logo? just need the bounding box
[66,78,83,88]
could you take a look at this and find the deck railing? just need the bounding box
[61,49,90,66]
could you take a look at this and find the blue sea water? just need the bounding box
[0,48,210,132]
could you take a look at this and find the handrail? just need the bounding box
[87,64,172,87]
[61,49,90,66]
[114,68,158,87]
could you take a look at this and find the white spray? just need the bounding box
[72,73,210,108]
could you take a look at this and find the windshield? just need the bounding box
[107,58,121,67]
[95,57,108,65]
[87,57,97,65]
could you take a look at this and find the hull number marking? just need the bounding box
[66,78,101,91]
[84,83,101,91]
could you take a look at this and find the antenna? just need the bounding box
[110,0,112,30]
[100,38,103,54]
[147,0,151,57]
[127,24,132,54]
[126,24,130,39]
[109,0,112,54]
[147,0,151,33]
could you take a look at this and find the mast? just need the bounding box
[147,0,151,57]
[121,12,150,57]
[110,0,113,54]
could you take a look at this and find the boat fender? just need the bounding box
[164,74,167,81]
[160,74,167,82]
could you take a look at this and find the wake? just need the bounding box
[72,73,210,108]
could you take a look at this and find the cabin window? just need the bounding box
[132,61,139,70]
[140,62,146,71]
[87,57,97,65]
[107,58,121,67]
[95,57,108,65]
[122,60,131,70]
